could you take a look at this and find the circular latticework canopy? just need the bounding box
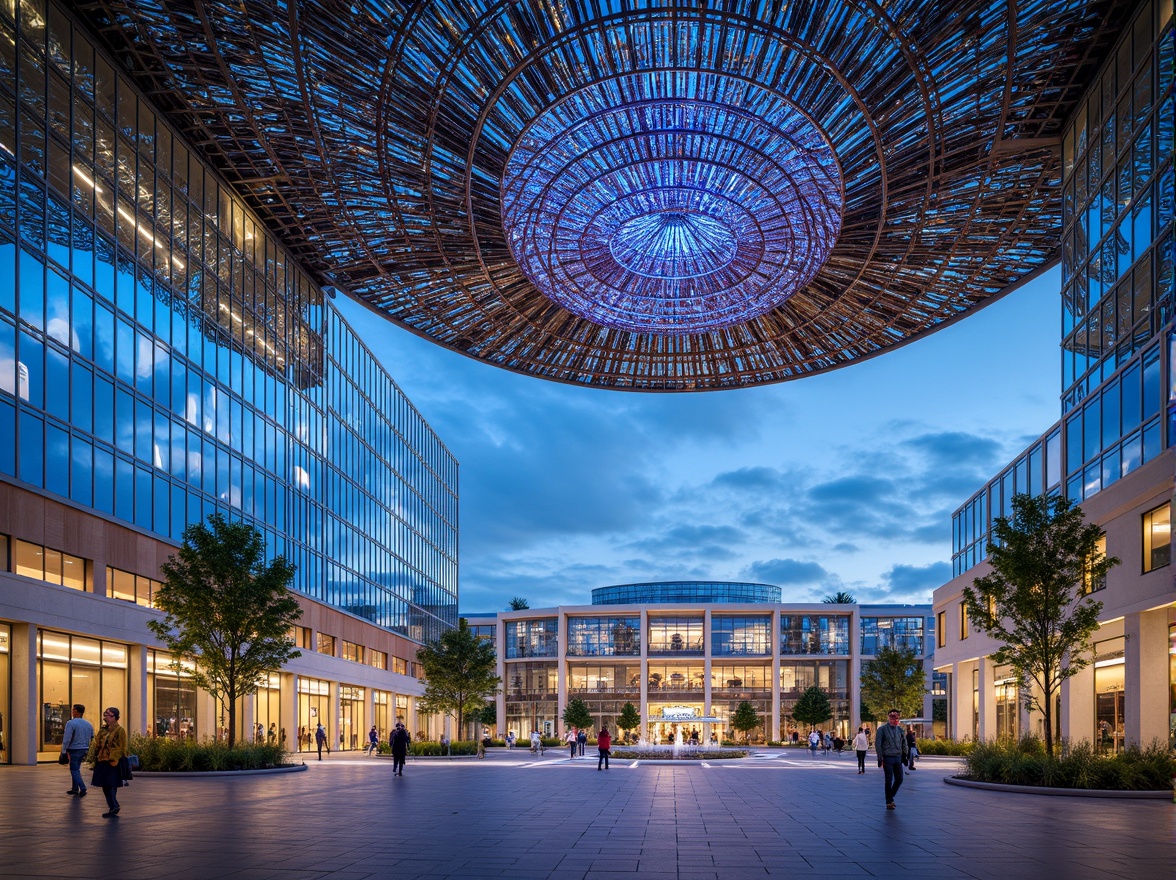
[85,0,1131,390]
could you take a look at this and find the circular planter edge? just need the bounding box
[134,763,309,778]
[944,775,1171,799]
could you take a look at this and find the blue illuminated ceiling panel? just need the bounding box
[81,0,1133,389]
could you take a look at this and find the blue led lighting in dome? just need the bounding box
[501,74,844,334]
[609,211,738,280]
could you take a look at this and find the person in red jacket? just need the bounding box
[597,727,612,771]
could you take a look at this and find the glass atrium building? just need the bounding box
[467,584,935,744]
[933,0,1174,750]
[0,1,457,763]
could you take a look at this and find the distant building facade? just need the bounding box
[932,1,1174,750]
[467,583,935,743]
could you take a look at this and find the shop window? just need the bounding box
[959,604,969,640]
[342,640,364,663]
[316,632,336,656]
[1143,503,1170,571]
[391,656,407,675]
[291,626,312,650]
[936,611,946,648]
[369,650,387,670]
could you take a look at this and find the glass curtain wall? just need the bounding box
[565,616,639,656]
[297,677,329,753]
[0,2,458,644]
[505,619,558,658]
[504,661,557,739]
[1094,637,1127,752]
[780,615,849,654]
[37,629,127,755]
[253,673,281,744]
[780,660,849,738]
[147,649,196,739]
[647,616,703,654]
[993,666,1020,740]
[711,616,771,655]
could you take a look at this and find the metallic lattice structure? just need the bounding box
[81,0,1132,390]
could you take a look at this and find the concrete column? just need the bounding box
[127,644,148,737]
[948,663,970,741]
[496,617,506,742]
[1061,661,1094,744]
[850,608,861,733]
[196,686,217,741]
[771,609,781,742]
[639,609,648,742]
[556,610,567,737]
[702,608,712,725]
[1124,608,1169,746]
[329,682,341,750]
[11,622,38,764]
[977,656,996,741]
[280,672,296,751]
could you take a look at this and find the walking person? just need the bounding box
[577,727,587,757]
[60,704,94,798]
[597,727,611,770]
[876,709,910,810]
[366,725,379,756]
[853,726,869,774]
[566,727,578,759]
[390,722,410,776]
[807,728,819,757]
[823,730,832,755]
[89,707,127,818]
[906,726,918,771]
[314,722,328,760]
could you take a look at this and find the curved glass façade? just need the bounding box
[591,581,782,605]
[0,5,457,642]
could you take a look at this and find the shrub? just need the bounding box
[962,737,1174,790]
[128,734,289,772]
[409,739,480,756]
[915,738,973,756]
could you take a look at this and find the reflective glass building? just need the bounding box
[0,1,457,763]
[468,585,934,744]
[934,0,1174,750]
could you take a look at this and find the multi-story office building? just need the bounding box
[467,583,935,743]
[933,0,1174,750]
[0,2,458,763]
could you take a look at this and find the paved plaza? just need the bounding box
[0,751,1169,880]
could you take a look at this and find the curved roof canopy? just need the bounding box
[85,0,1130,390]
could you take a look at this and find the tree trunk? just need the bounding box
[227,688,236,748]
[1042,682,1053,758]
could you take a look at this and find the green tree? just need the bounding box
[730,700,761,743]
[790,686,832,731]
[617,702,641,739]
[478,701,497,729]
[508,597,530,610]
[963,493,1117,757]
[562,697,593,732]
[860,646,926,720]
[822,590,856,604]
[416,619,501,737]
[859,701,877,724]
[148,514,302,748]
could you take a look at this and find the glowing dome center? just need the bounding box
[609,209,738,280]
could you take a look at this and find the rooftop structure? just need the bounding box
[591,581,782,605]
[80,0,1133,389]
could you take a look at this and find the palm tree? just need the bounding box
[508,597,530,610]
[822,590,856,604]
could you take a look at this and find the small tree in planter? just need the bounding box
[617,702,641,743]
[791,686,833,732]
[730,701,761,743]
[562,698,593,734]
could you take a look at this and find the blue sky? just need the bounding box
[336,268,1061,614]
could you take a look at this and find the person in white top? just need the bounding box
[853,727,870,774]
[565,727,578,759]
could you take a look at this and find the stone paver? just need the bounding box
[0,751,1170,879]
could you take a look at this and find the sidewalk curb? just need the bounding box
[134,763,309,778]
[944,775,1171,799]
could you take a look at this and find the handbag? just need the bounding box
[58,752,69,765]
[118,755,136,782]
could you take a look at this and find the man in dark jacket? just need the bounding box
[876,709,910,810]
[390,723,411,776]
